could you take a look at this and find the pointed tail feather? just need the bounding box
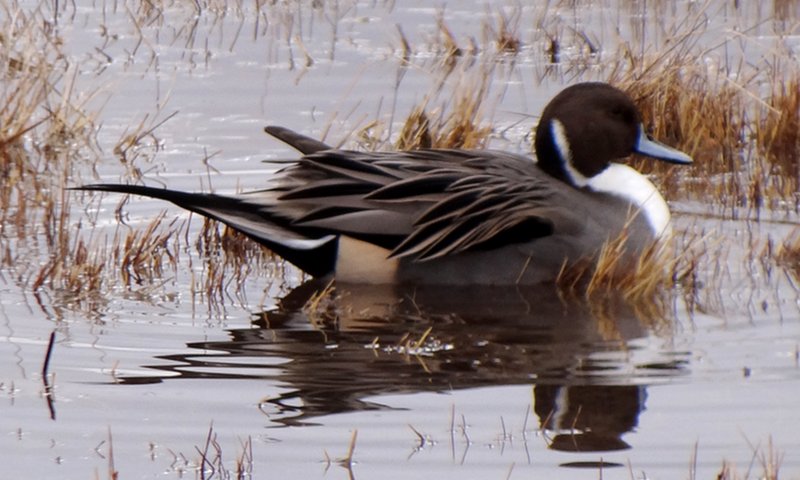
[72,184,337,277]
[264,126,331,155]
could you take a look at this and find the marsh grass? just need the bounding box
[302,279,338,329]
[0,0,106,311]
[475,4,523,58]
[195,424,253,480]
[555,226,704,323]
[757,77,800,203]
[158,424,253,479]
[395,80,493,151]
[434,15,467,72]
[771,232,800,285]
[0,0,285,313]
[708,436,783,480]
[323,429,358,473]
[115,212,182,287]
[31,205,185,314]
[192,217,287,310]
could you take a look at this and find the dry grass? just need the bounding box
[302,279,339,329]
[353,54,497,152]
[158,424,253,479]
[0,0,280,313]
[756,77,800,203]
[30,205,185,313]
[394,82,493,151]
[709,436,783,480]
[115,212,182,287]
[555,225,703,322]
[195,424,253,480]
[772,232,800,284]
[0,0,104,312]
[484,5,521,55]
[323,429,358,474]
[434,14,467,73]
[191,217,288,308]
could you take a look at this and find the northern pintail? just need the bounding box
[77,82,692,285]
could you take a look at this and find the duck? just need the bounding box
[76,82,692,285]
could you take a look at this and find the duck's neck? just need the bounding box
[535,120,573,184]
[536,119,672,237]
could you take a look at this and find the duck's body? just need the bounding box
[77,83,692,285]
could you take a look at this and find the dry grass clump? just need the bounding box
[754,77,800,202]
[115,212,182,287]
[32,201,105,299]
[1,15,66,199]
[157,424,253,479]
[192,217,288,308]
[395,101,491,151]
[710,436,783,480]
[354,61,496,152]
[435,16,466,71]
[395,76,493,151]
[772,232,800,283]
[483,6,521,55]
[0,7,98,166]
[557,228,700,317]
[31,206,183,313]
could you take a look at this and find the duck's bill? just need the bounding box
[634,126,693,165]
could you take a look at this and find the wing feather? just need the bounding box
[279,148,559,261]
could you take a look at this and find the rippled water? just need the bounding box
[2,1,800,479]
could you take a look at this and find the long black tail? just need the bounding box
[72,184,337,277]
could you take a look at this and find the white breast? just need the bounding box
[587,163,671,237]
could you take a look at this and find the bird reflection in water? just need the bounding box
[119,279,688,453]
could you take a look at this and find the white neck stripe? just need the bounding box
[551,119,589,187]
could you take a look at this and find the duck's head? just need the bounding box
[534,82,692,188]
